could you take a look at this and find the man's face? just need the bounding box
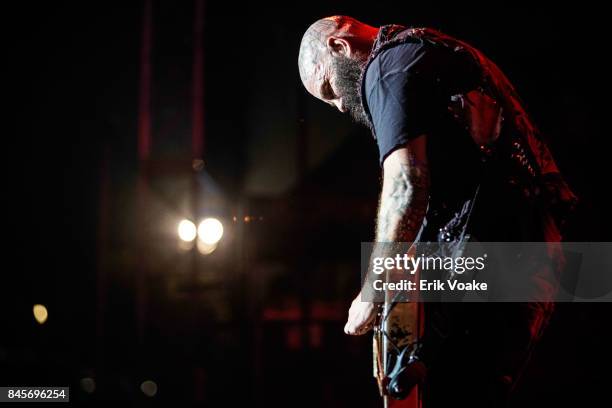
[307,55,370,127]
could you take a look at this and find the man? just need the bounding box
[298,16,576,406]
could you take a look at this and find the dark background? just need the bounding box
[2,1,611,406]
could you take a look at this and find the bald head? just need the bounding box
[298,16,378,117]
[298,16,348,87]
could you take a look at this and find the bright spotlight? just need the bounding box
[178,219,197,242]
[33,304,48,324]
[197,218,223,245]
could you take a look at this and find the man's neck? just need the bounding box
[354,27,380,60]
[365,27,380,48]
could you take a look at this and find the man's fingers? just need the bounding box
[344,318,372,336]
[345,321,357,335]
[344,319,357,335]
[344,297,376,336]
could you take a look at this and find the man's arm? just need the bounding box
[344,136,429,335]
[375,136,429,243]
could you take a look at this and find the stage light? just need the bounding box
[140,380,158,397]
[33,304,48,324]
[178,219,197,242]
[197,218,223,245]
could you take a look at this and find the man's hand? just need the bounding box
[344,292,377,335]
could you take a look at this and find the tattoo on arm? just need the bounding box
[375,159,429,243]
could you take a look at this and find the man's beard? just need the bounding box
[331,55,371,128]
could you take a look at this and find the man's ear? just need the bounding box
[326,36,352,58]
